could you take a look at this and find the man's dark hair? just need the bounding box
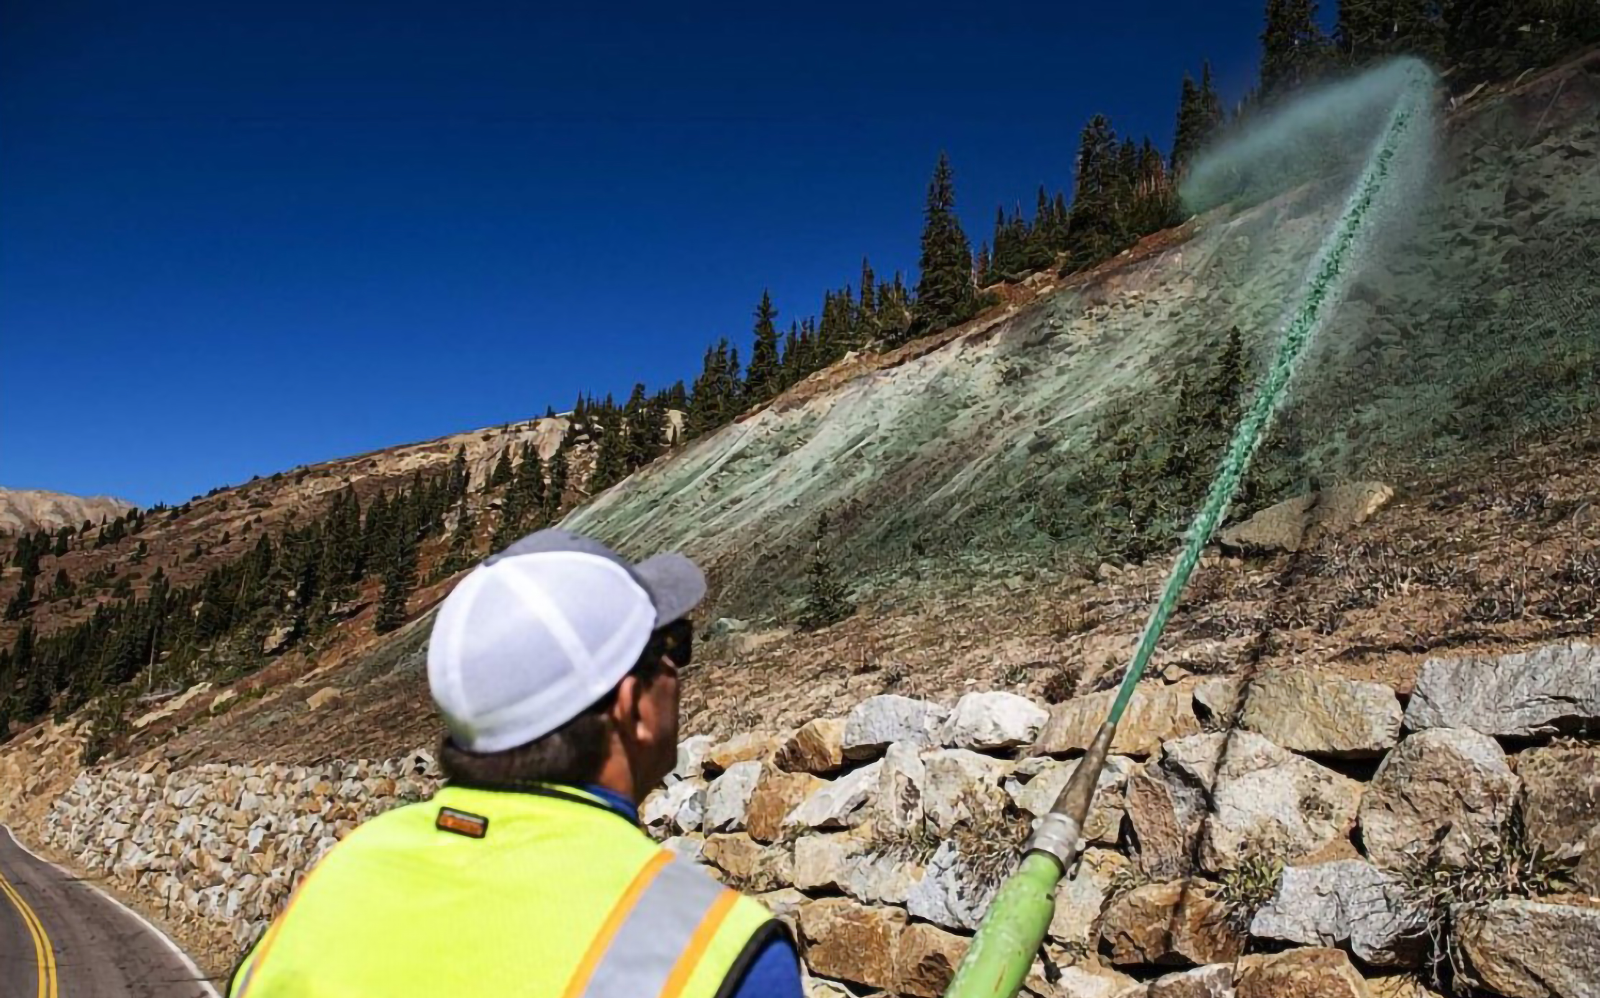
[439,621,689,789]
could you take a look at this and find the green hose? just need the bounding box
[944,63,1432,998]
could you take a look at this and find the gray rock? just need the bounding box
[1046,848,1128,952]
[643,778,706,834]
[1250,859,1423,966]
[873,742,927,833]
[1453,900,1600,998]
[670,735,715,783]
[660,834,705,863]
[921,749,1011,834]
[1035,681,1201,758]
[1360,728,1519,870]
[906,840,1004,932]
[1516,742,1600,862]
[1217,482,1392,553]
[1006,755,1134,845]
[1405,642,1600,737]
[844,695,949,760]
[703,760,763,833]
[785,761,883,830]
[1129,732,1361,875]
[793,831,921,906]
[1199,671,1402,758]
[940,691,1049,750]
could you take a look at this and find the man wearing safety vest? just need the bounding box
[228,529,803,998]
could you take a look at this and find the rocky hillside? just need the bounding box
[0,488,135,534]
[11,640,1597,995]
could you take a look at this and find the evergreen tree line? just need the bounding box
[0,463,469,740]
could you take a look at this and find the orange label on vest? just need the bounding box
[436,807,489,838]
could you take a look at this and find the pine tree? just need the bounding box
[1025,186,1058,270]
[856,258,878,343]
[488,447,514,489]
[1065,114,1125,269]
[799,514,854,630]
[374,522,417,634]
[624,385,666,471]
[4,577,34,621]
[976,242,994,287]
[1261,0,1328,100]
[910,152,977,338]
[51,568,73,600]
[744,290,782,402]
[545,443,570,519]
[1171,72,1204,176]
[447,445,471,501]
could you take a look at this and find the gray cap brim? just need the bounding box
[632,552,706,626]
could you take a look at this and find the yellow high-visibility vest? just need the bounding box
[229,784,783,998]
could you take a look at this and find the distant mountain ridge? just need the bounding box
[0,488,137,535]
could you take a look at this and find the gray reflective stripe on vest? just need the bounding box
[580,858,729,998]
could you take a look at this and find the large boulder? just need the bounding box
[670,734,715,783]
[1514,742,1600,862]
[895,922,970,998]
[1198,671,1401,758]
[1217,481,1392,553]
[642,778,707,835]
[1148,965,1234,998]
[1099,880,1246,966]
[777,718,847,774]
[793,828,921,906]
[1234,948,1370,998]
[1405,642,1600,737]
[1035,681,1202,759]
[843,695,949,761]
[921,749,1012,834]
[1452,900,1600,998]
[1047,848,1129,954]
[873,742,928,833]
[785,761,883,831]
[706,732,784,773]
[1006,755,1135,845]
[746,767,827,844]
[1359,728,1519,870]
[940,691,1049,750]
[797,898,907,991]
[1128,732,1361,876]
[906,840,1007,932]
[700,833,794,892]
[703,760,764,833]
[1250,859,1423,966]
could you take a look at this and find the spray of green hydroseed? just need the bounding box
[1107,59,1437,724]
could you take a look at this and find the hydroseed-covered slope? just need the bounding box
[567,53,1600,620]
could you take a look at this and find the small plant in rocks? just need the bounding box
[1397,806,1576,991]
[1213,845,1284,932]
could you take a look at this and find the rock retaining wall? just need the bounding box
[29,642,1600,998]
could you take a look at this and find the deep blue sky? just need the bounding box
[2,2,1280,507]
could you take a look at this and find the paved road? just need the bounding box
[0,826,219,997]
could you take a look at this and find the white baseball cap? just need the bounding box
[427,529,705,753]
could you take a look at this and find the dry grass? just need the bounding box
[1040,662,1083,704]
[1395,806,1576,991]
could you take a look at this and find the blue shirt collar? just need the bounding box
[578,783,639,823]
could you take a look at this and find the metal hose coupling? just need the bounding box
[1024,718,1117,869]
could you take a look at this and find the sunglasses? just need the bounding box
[643,618,694,673]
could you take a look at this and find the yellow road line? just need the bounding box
[0,864,58,998]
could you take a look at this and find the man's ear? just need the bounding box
[608,674,647,742]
